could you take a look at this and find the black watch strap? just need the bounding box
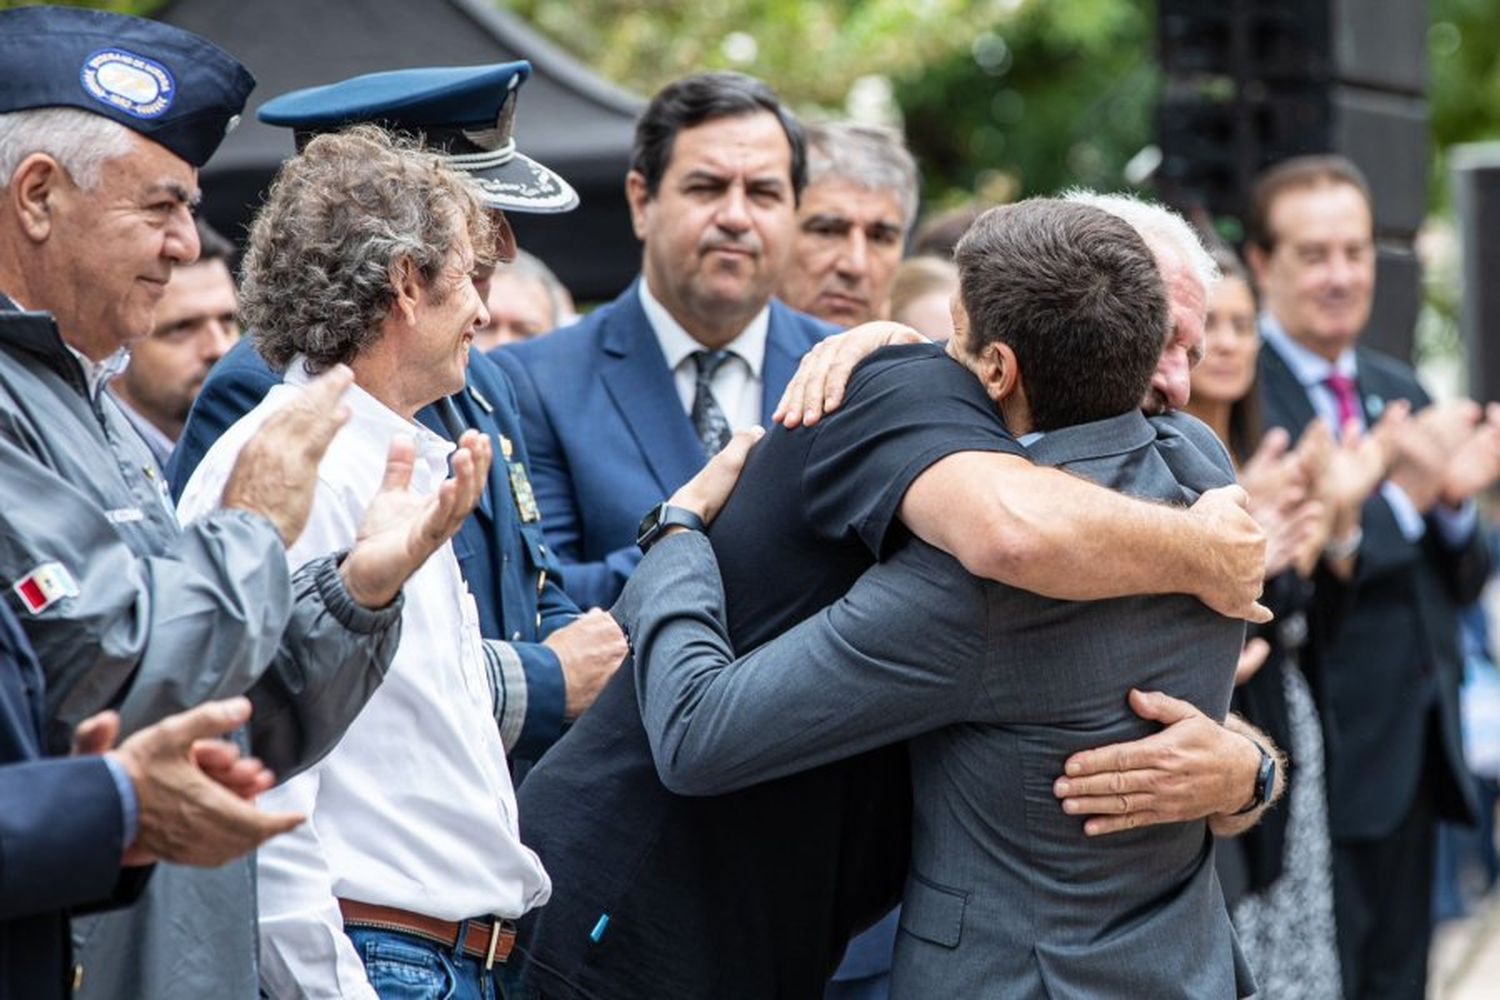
[636,503,706,553]
[1232,740,1276,816]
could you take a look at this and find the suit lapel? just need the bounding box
[1352,348,1397,423]
[599,288,706,492]
[761,303,802,426]
[1256,341,1318,437]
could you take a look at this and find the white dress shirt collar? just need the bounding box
[637,278,769,378]
[66,342,130,401]
[285,356,454,468]
[1258,311,1357,387]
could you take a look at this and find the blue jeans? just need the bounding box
[347,925,514,1000]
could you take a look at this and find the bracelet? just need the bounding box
[1323,525,1363,561]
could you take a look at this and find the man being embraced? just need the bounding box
[621,199,1257,998]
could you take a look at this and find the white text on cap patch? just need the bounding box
[81,48,176,120]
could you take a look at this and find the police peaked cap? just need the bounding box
[258,62,579,214]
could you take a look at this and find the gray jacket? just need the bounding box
[618,410,1255,999]
[0,301,403,1000]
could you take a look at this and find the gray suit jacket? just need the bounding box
[615,409,1255,999]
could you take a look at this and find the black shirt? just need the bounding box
[516,343,1024,999]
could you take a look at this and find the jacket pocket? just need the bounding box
[898,872,968,949]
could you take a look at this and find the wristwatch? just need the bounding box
[636,502,706,554]
[1232,739,1277,816]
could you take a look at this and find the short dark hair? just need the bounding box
[1245,154,1373,251]
[631,72,806,201]
[195,217,234,266]
[955,199,1168,432]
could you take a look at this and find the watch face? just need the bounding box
[637,503,665,547]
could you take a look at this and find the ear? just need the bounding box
[389,256,422,326]
[1245,241,1270,290]
[625,170,652,241]
[978,341,1021,407]
[8,153,67,243]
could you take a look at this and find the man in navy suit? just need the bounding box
[1248,155,1499,999]
[169,64,628,761]
[492,73,834,610]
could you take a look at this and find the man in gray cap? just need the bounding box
[0,7,491,998]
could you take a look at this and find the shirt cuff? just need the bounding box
[1381,482,1428,543]
[102,754,138,857]
[1433,499,1479,549]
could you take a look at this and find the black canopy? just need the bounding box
[156,0,645,301]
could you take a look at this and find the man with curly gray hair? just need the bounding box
[177,124,551,1000]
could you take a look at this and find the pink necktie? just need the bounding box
[1325,373,1360,433]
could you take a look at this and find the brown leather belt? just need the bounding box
[338,899,516,969]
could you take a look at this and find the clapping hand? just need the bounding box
[340,429,492,609]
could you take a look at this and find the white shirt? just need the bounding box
[1259,313,1476,548]
[65,341,128,401]
[638,278,770,431]
[177,360,550,1000]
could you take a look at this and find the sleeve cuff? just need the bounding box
[1433,499,1479,549]
[102,754,138,857]
[302,552,405,634]
[513,642,567,759]
[484,640,529,753]
[1380,482,1428,543]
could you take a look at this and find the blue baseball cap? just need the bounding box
[0,6,253,169]
[259,62,579,214]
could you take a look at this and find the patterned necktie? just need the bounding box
[1324,372,1361,437]
[691,350,734,457]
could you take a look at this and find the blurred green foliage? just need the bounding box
[503,0,1158,208]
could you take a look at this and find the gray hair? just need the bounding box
[0,108,135,190]
[242,125,493,372]
[1062,189,1219,294]
[806,121,920,233]
[502,249,568,327]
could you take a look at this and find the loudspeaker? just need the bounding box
[1454,144,1500,403]
[1156,0,1428,362]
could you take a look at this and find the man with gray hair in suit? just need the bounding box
[618,197,1260,998]
[777,120,918,328]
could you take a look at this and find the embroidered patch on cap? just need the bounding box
[12,562,80,615]
[80,48,176,120]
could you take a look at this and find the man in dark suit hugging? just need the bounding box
[619,198,1259,999]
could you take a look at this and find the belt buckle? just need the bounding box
[485,919,503,971]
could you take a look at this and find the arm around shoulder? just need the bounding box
[900,451,1268,619]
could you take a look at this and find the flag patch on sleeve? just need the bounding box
[13,562,80,614]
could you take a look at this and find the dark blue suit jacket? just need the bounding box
[169,340,579,758]
[0,601,133,1000]
[491,282,833,609]
[1257,342,1487,840]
